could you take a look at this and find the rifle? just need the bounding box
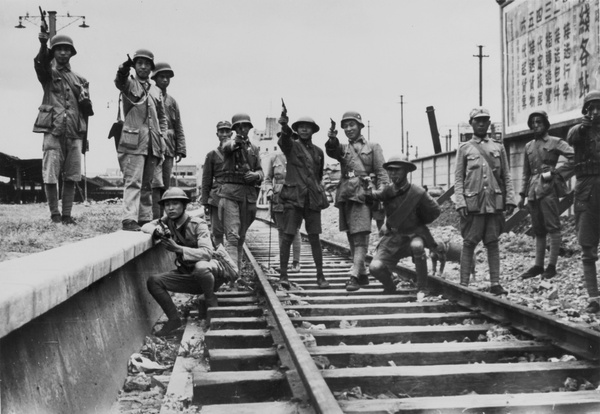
[39,6,48,33]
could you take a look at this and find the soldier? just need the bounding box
[368,155,441,293]
[34,32,93,225]
[518,110,574,280]
[566,90,600,313]
[262,149,302,273]
[219,113,264,271]
[142,188,235,336]
[201,120,232,246]
[277,115,331,289]
[151,62,187,219]
[454,107,517,295]
[115,49,168,231]
[326,111,388,291]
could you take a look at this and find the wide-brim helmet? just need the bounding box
[383,154,417,172]
[340,111,364,128]
[49,34,77,56]
[582,90,600,114]
[151,62,174,80]
[527,110,550,129]
[133,48,155,70]
[159,187,190,205]
[231,113,253,129]
[292,116,320,133]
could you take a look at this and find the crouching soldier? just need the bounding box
[142,187,237,336]
[368,155,441,293]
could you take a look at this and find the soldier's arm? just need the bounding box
[519,144,531,197]
[454,145,467,211]
[34,43,52,84]
[500,146,517,207]
[172,100,186,158]
[371,143,389,189]
[554,138,575,181]
[325,135,343,160]
[419,192,441,224]
[277,124,294,156]
[200,153,213,206]
[181,218,213,262]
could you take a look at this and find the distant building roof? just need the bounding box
[0,152,42,184]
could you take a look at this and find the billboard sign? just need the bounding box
[502,0,600,135]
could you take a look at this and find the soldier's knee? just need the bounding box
[410,238,425,256]
[369,259,387,277]
[147,274,161,290]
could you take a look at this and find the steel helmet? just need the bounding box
[383,154,417,172]
[292,116,320,133]
[582,90,600,114]
[151,62,174,80]
[527,110,550,129]
[159,187,190,204]
[132,48,155,69]
[340,111,364,128]
[49,34,77,56]
[231,113,254,129]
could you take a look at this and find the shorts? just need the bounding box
[282,205,321,235]
[460,213,504,245]
[42,134,82,183]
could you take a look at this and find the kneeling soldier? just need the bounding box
[368,155,441,293]
[142,187,236,336]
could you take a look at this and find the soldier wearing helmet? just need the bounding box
[275,113,330,289]
[367,154,440,293]
[518,111,574,281]
[34,31,93,225]
[150,62,187,220]
[114,48,168,231]
[326,111,389,292]
[141,187,237,336]
[201,120,234,246]
[218,113,264,271]
[566,90,600,313]
[454,107,517,296]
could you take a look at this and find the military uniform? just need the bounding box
[219,130,263,270]
[115,50,168,229]
[201,146,227,245]
[262,151,301,268]
[567,97,600,311]
[454,107,517,293]
[33,35,92,223]
[519,116,574,280]
[369,179,440,292]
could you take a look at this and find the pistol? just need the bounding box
[281,98,287,118]
[330,118,336,132]
[39,6,48,33]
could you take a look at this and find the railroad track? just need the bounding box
[187,220,600,413]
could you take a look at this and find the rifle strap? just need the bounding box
[166,216,192,246]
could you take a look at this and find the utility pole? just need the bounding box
[367,120,371,141]
[473,45,488,106]
[399,95,405,154]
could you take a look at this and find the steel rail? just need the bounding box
[243,243,343,414]
[259,217,600,362]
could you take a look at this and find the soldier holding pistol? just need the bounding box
[34,27,93,225]
[218,113,263,272]
[326,111,389,292]
[277,114,330,289]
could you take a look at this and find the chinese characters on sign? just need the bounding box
[504,0,600,132]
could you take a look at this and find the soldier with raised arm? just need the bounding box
[326,111,388,291]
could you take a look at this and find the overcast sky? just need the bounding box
[1,0,502,176]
